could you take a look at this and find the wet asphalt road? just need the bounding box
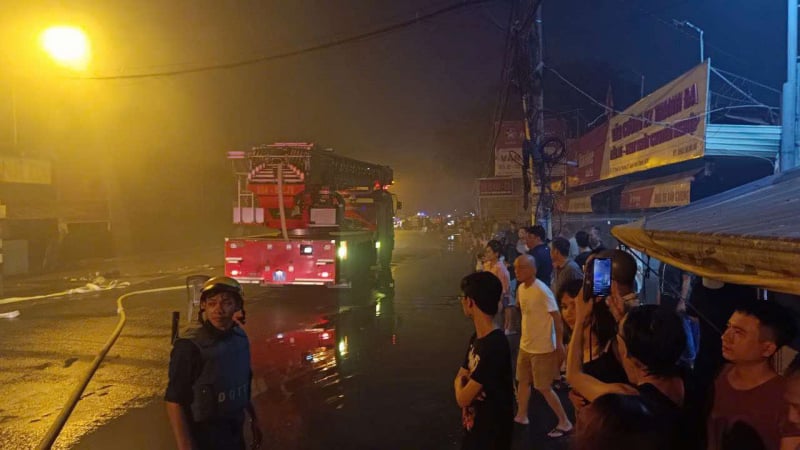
[0,231,573,449]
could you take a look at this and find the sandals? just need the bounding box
[552,378,570,391]
[546,426,573,438]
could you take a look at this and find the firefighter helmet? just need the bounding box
[200,276,243,300]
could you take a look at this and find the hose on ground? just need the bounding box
[37,285,184,450]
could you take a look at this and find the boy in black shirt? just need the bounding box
[454,271,515,450]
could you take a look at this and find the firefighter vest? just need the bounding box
[183,324,251,422]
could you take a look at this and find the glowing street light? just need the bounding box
[40,26,91,70]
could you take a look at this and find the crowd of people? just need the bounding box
[455,224,800,450]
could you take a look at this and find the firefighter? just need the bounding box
[165,276,263,450]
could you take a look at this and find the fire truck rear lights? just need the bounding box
[231,269,240,276]
[288,266,295,273]
[321,272,330,278]
[267,244,273,250]
[300,244,313,255]
[321,332,331,340]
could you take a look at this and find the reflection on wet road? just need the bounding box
[242,231,472,449]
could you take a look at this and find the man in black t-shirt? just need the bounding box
[573,230,592,270]
[524,225,553,284]
[454,272,514,450]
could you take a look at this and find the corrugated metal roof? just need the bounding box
[705,124,781,158]
[612,167,800,294]
[638,167,800,240]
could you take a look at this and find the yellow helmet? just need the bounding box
[200,276,243,300]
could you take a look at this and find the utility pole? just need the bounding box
[781,0,798,171]
[531,2,550,238]
[518,0,548,235]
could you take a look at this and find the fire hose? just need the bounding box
[37,285,184,450]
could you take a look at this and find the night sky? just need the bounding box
[0,0,789,247]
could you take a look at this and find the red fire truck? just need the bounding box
[224,143,396,286]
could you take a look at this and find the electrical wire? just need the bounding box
[710,67,769,109]
[712,68,782,95]
[70,0,496,80]
[481,2,510,31]
[484,0,519,176]
[544,65,784,189]
[620,0,750,68]
[547,0,691,50]
[710,90,754,106]
[546,65,709,145]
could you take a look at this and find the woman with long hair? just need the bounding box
[557,279,627,415]
[567,299,688,447]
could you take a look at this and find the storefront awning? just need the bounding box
[562,185,619,213]
[620,169,701,210]
[612,168,800,295]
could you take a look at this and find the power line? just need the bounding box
[713,68,782,95]
[624,2,750,68]
[481,3,510,31]
[549,0,691,46]
[710,67,769,108]
[72,0,497,80]
[548,65,779,142]
[546,65,709,143]
[711,90,759,105]
[484,0,519,176]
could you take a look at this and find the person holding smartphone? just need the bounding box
[557,278,627,416]
[587,250,640,322]
[566,251,689,447]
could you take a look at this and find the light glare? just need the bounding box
[42,26,90,69]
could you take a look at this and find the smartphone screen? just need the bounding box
[592,257,612,297]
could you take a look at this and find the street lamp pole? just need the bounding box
[673,19,705,63]
[10,84,17,147]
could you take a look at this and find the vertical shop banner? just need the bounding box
[494,121,526,177]
[495,148,523,177]
[604,62,708,179]
[496,119,571,177]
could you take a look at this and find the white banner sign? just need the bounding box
[494,148,522,177]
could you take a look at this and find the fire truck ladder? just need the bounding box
[228,143,393,235]
[246,143,393,190]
